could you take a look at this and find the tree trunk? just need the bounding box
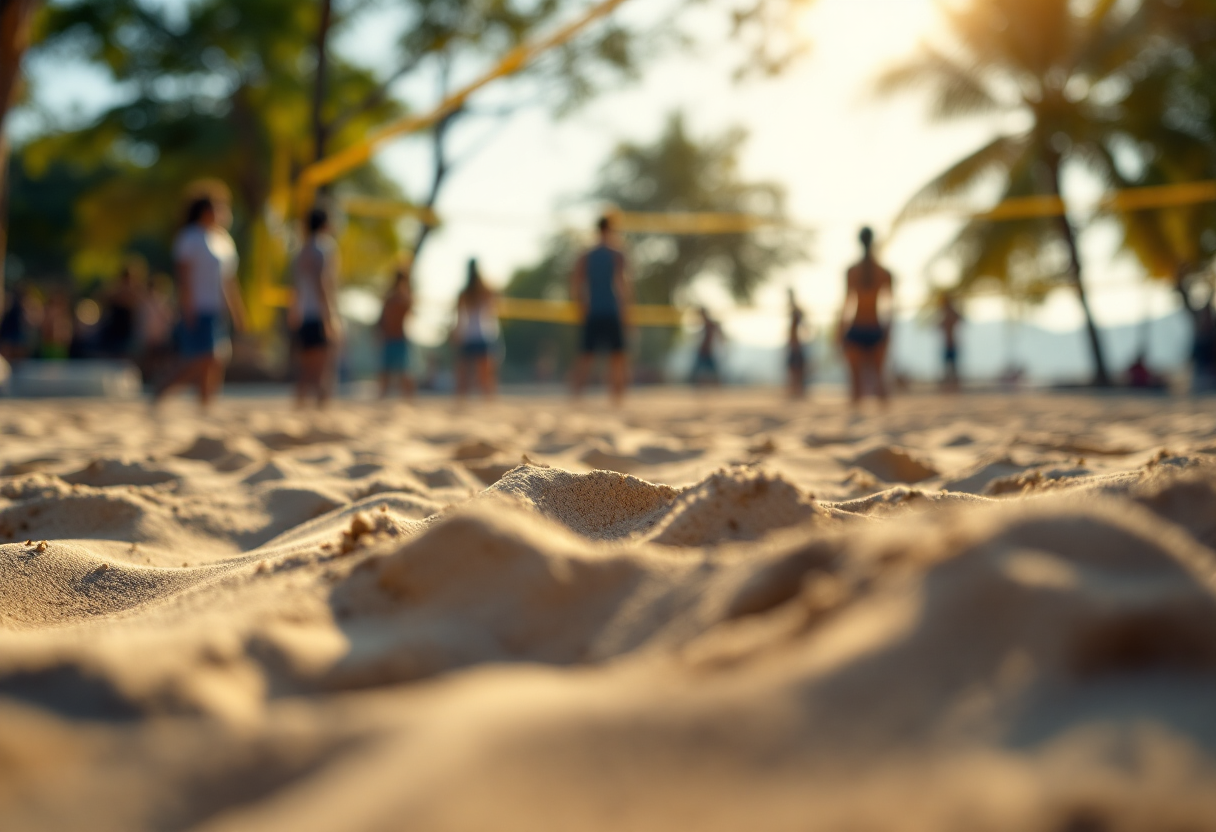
[410,110,458,262]
[0,0,40,308]
[312,0,334,166]
[1048,157,1110,387]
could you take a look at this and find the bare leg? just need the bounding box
[401,373,415,400]
[378,371,390,399]
[873,340,890,403]
[608,352,628,406]
[571,353,593,399]
[297,349,323,408]
[844,345,864,405]
[477,356,496,399]
[455,357,470,400]
[154,356,207,403]
[200,356,224,409]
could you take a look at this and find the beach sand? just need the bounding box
[2,390,1215,831]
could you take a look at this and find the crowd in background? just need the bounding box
[4,177,1212,406]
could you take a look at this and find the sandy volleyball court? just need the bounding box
[2,390,1216,831]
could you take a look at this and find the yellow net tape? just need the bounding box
[1100,180,1216,213]
[260,290,684,328]
[972,194,1067,222]
[341,195,441,225]
[610,210,773,235]
[497,298,684,326]
[294,0,633,209]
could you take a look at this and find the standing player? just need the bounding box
[154,185,245,408]
[839,226,893,406]
[378,265,415,399]
[290,207,341,408]
[570,215,632,405]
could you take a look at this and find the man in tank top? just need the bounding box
[570,215,632,405]
[291,207,341,408]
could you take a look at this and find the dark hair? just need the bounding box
[186,196,215,225]
[598,215,612,234]
[307,207,329,234]
[859,226,874,250]
[464,258,484,296]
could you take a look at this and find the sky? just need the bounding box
[333,0,1180,346]
[19,0,1184,350]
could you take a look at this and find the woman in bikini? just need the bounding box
[839,227,893,405]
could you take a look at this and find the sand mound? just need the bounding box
[580,441,703,472]
[0,489,157,543]
[257,427,350,452]
[488,465,679,539]
[647,467,827,546]
[176,435,263,470]
[0,540,205,629]
[62,457,178,488]
[830,485,990,516]
[939,456,1027,494]
[852,445,939,483]
[451,439,503,461]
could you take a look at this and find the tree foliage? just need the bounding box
[596,112,806,305]
[876,0,1179,383]
[501,112,807,376]
[11,0,406,293]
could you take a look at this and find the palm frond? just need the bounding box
[893,133,1030,227]
[874,48,1004,120]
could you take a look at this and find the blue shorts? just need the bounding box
[691,353,718,381]
[787,345,807,369]
[461,340,492,359]
[582,316,625,354]
[178,314,227,359]
[382,338,410,374]
[845,325,887,351]
[298,319,328,350]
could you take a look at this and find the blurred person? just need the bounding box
[70,296,104,358]
[570,215,632,405]
[0,285,38,362]
[690,306,723,387]
[290,207,342,408]
[453,258,499,400]
[377,264,415,399]
[786,288,810,399]
[839,227,893,406]
[154,186,245,408]
[138,273,176,381]
[37,289,73,360]
[100,259,147,358]
[1127,353,1167,391]
[939,293,963,393]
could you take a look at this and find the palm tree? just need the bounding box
[877,0,1158,386]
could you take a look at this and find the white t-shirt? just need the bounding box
[292,235,338,321]
[172,224,238,315]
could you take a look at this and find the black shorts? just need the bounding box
[582,316,624,354]
[299,320,328,350]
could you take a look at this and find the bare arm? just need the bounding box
[879,269,894,329]
[570,254,587,316]
[318,249,339,336]
[614,252,632,328]
[224,278,246,333]
[838,271,855,342]
[175,258,194,325]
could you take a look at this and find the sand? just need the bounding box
[2,389,1216,831]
